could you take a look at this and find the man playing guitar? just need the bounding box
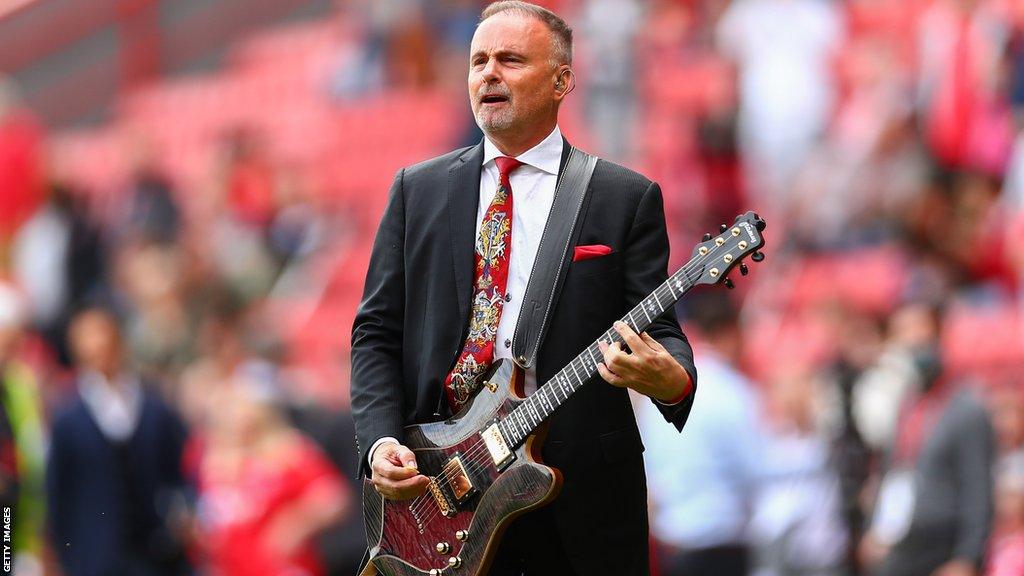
[351,2,699,574]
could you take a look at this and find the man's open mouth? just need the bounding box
[480,94,509,104]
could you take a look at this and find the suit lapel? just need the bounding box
[448,142,484,327]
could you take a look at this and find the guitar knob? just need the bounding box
[436,542,451,554]
[456,530,469,541]
[430,570,441,576]
[449,556,463,568]
[739,263,749,276]
[755,216,766,231]
[724,278,734,289]
[719,224,728,233]
[702,233,712,241]
[751,251,765,262]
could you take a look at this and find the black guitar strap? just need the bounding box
[511,146,598,369]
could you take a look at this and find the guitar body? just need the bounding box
[362,359,562,576]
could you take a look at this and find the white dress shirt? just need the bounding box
[477,125,562,393]
[369,126,563,465]
[79,371,143,443]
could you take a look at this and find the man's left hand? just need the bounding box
[597,321,690,403]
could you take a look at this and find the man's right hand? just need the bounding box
[370,441,431,500]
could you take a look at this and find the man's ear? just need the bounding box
[554,66,574,99]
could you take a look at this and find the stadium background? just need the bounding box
[1,0,1024,574]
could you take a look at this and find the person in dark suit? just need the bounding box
[46,306,190,576]
[859,303,995,576]
[350,2,697,575]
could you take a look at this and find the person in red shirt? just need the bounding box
[198,379,348,576]
[0,78,44,243]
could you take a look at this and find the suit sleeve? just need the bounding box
[350,169,409,477]
[45,417,72,570]
[953,397,996,567]
[623,180,697,431]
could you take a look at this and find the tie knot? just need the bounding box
[494,156,523,180]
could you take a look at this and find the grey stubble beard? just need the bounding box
[474,104,515,134]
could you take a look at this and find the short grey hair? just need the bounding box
[480,1,573,65]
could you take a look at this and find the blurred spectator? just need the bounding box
[12,184,109,365]
[987,454,1024,576]
[988,385,1024,576]
[918,0,1014,174]
[219,128,278,231]
[117,241,197,381]
[0,283,47,572]
[580,0,642,161]
[853,302,945,452]
[118,135,182,245]
[266,167,329,270]
[640,293,760,576]
[46,306,190,576]
[330,0,434,97]
[716,0,844,212]
[860,303,995,576]
[196,378,347,576]
[0,75,44,246]
[750,370,848,576]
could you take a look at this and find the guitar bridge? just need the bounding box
[427,478,455,518]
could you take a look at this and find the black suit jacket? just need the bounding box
[46,386,189,576]
[351,138,697,574]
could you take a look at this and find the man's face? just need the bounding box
[69,312,123,375]
[469,13,563,136]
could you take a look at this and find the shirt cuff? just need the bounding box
[655,373,693,406]
[368,436,400,467]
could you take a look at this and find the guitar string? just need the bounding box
[406,248,723,522]
[401,243,747,523]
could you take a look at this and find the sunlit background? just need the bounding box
[1,0,1024,575]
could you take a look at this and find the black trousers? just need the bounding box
[487,507,579,576]
[659,544,749,576]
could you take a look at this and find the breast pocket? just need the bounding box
[569,251,621,279]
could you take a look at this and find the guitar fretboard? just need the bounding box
[495,258,703,448]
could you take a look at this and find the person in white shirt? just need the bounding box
[46,306,190,576]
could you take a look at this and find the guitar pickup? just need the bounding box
[481,423,514,469]
[442,455,476,503]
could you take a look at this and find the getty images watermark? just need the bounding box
[2,507,11,575]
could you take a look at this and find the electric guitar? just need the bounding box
[361,211,767,575]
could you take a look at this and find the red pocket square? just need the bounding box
[573,244,613,262]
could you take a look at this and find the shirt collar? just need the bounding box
[482,125,563,176]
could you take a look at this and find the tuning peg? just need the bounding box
[724,278,735,289]
[754,215,766,231]
[739,263,749,276]
[751,251,765,262]
[719,224,728,233]
[702,233,712,241]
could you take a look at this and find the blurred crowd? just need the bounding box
[2,0,1024,575]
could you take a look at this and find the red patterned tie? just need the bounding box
[444,156,523,410]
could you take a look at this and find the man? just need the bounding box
[46,306,190,576]
[859,303,995,576]
[350,2,697,574]
[639,294,760,576]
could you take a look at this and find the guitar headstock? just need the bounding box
[689,211,767,288]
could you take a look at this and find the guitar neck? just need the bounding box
[497,258,702,448]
